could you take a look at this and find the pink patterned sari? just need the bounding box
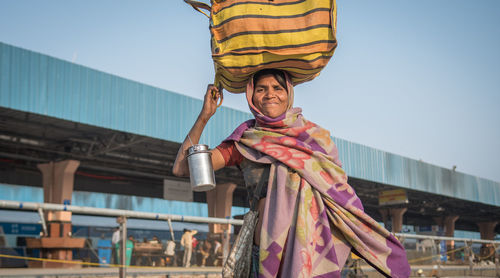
[225,74,410,278]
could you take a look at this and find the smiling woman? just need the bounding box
[172,69,410,278]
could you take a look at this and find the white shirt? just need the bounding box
[214,241,221,254]
[165,240,176,256]
[112,230,120,244]
[180,230,198,247]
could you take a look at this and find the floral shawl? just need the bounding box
[225,74,410,278]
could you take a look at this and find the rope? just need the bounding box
[476,244,500,260]
[407,246,466,264]
[2,244,497,269]
[0,253,177,269]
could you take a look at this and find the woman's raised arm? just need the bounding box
[172,85,225,177]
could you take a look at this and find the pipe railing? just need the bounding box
[0,200,244,225]
[1,199,499,245]
[394,232,500,245]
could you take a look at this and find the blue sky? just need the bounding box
[1,0,499,182]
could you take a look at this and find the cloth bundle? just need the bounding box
[185,0,338,93]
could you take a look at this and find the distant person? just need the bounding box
[150,236,162,266]
[112,227,120,245]
[199,240,211,267]
[212,237,222,266]
[191,236,199,266]
[192,236,198,249]
[194,239,203,266]
[111,227,120,264]
[213,238,221,256]
[128,235,136,266]
[164,239,176,266]
[180,229,197,267]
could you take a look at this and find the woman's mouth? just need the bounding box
[262,102,279,106]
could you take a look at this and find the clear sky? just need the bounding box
[1,0,499,182]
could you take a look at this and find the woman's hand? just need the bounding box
[199,84,220,122]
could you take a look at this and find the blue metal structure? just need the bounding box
[0,42,250,148]
[334,138,500,206]
[1,41,499,207]
[0,183,247,217]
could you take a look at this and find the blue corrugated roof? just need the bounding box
[0,41,251,148]
[1,41,499,206]
[334,137,500,205]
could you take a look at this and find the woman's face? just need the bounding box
[252,74,288,118]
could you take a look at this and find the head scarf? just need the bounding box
[225,71,410,278]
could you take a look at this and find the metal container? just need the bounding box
[187,144,216,192]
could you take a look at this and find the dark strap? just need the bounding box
[250,166,270,211]
[184,0,211,18]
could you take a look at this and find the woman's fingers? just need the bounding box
[205,85,221,109]
[211,87,219,99]
[200,85,220,120]
[207,85,219,102]
[212,90,220,102]
[207,85,223,108]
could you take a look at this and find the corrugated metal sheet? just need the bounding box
[1,41,499,206]
[0,42,251,148]
[334,137,500,206]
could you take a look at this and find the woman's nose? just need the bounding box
[264,89,277,98]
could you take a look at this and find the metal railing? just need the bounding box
[1,199,500,278]
[0,200,241,278]
[0,200,244,225]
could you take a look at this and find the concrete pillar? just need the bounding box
[444,215,459,260]
[433,216,444,229]
[378,207,407,233]
[434,215,459,260]
[478,221,498,240]
[444,215,459,238]
[31,160,84,267]
[390,207,407,233]
[206,183,236,234]
[206,183,236,262]
[38,160,80,222]
[477,221,498,261]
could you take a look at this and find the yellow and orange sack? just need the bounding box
[186,0,338,93]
